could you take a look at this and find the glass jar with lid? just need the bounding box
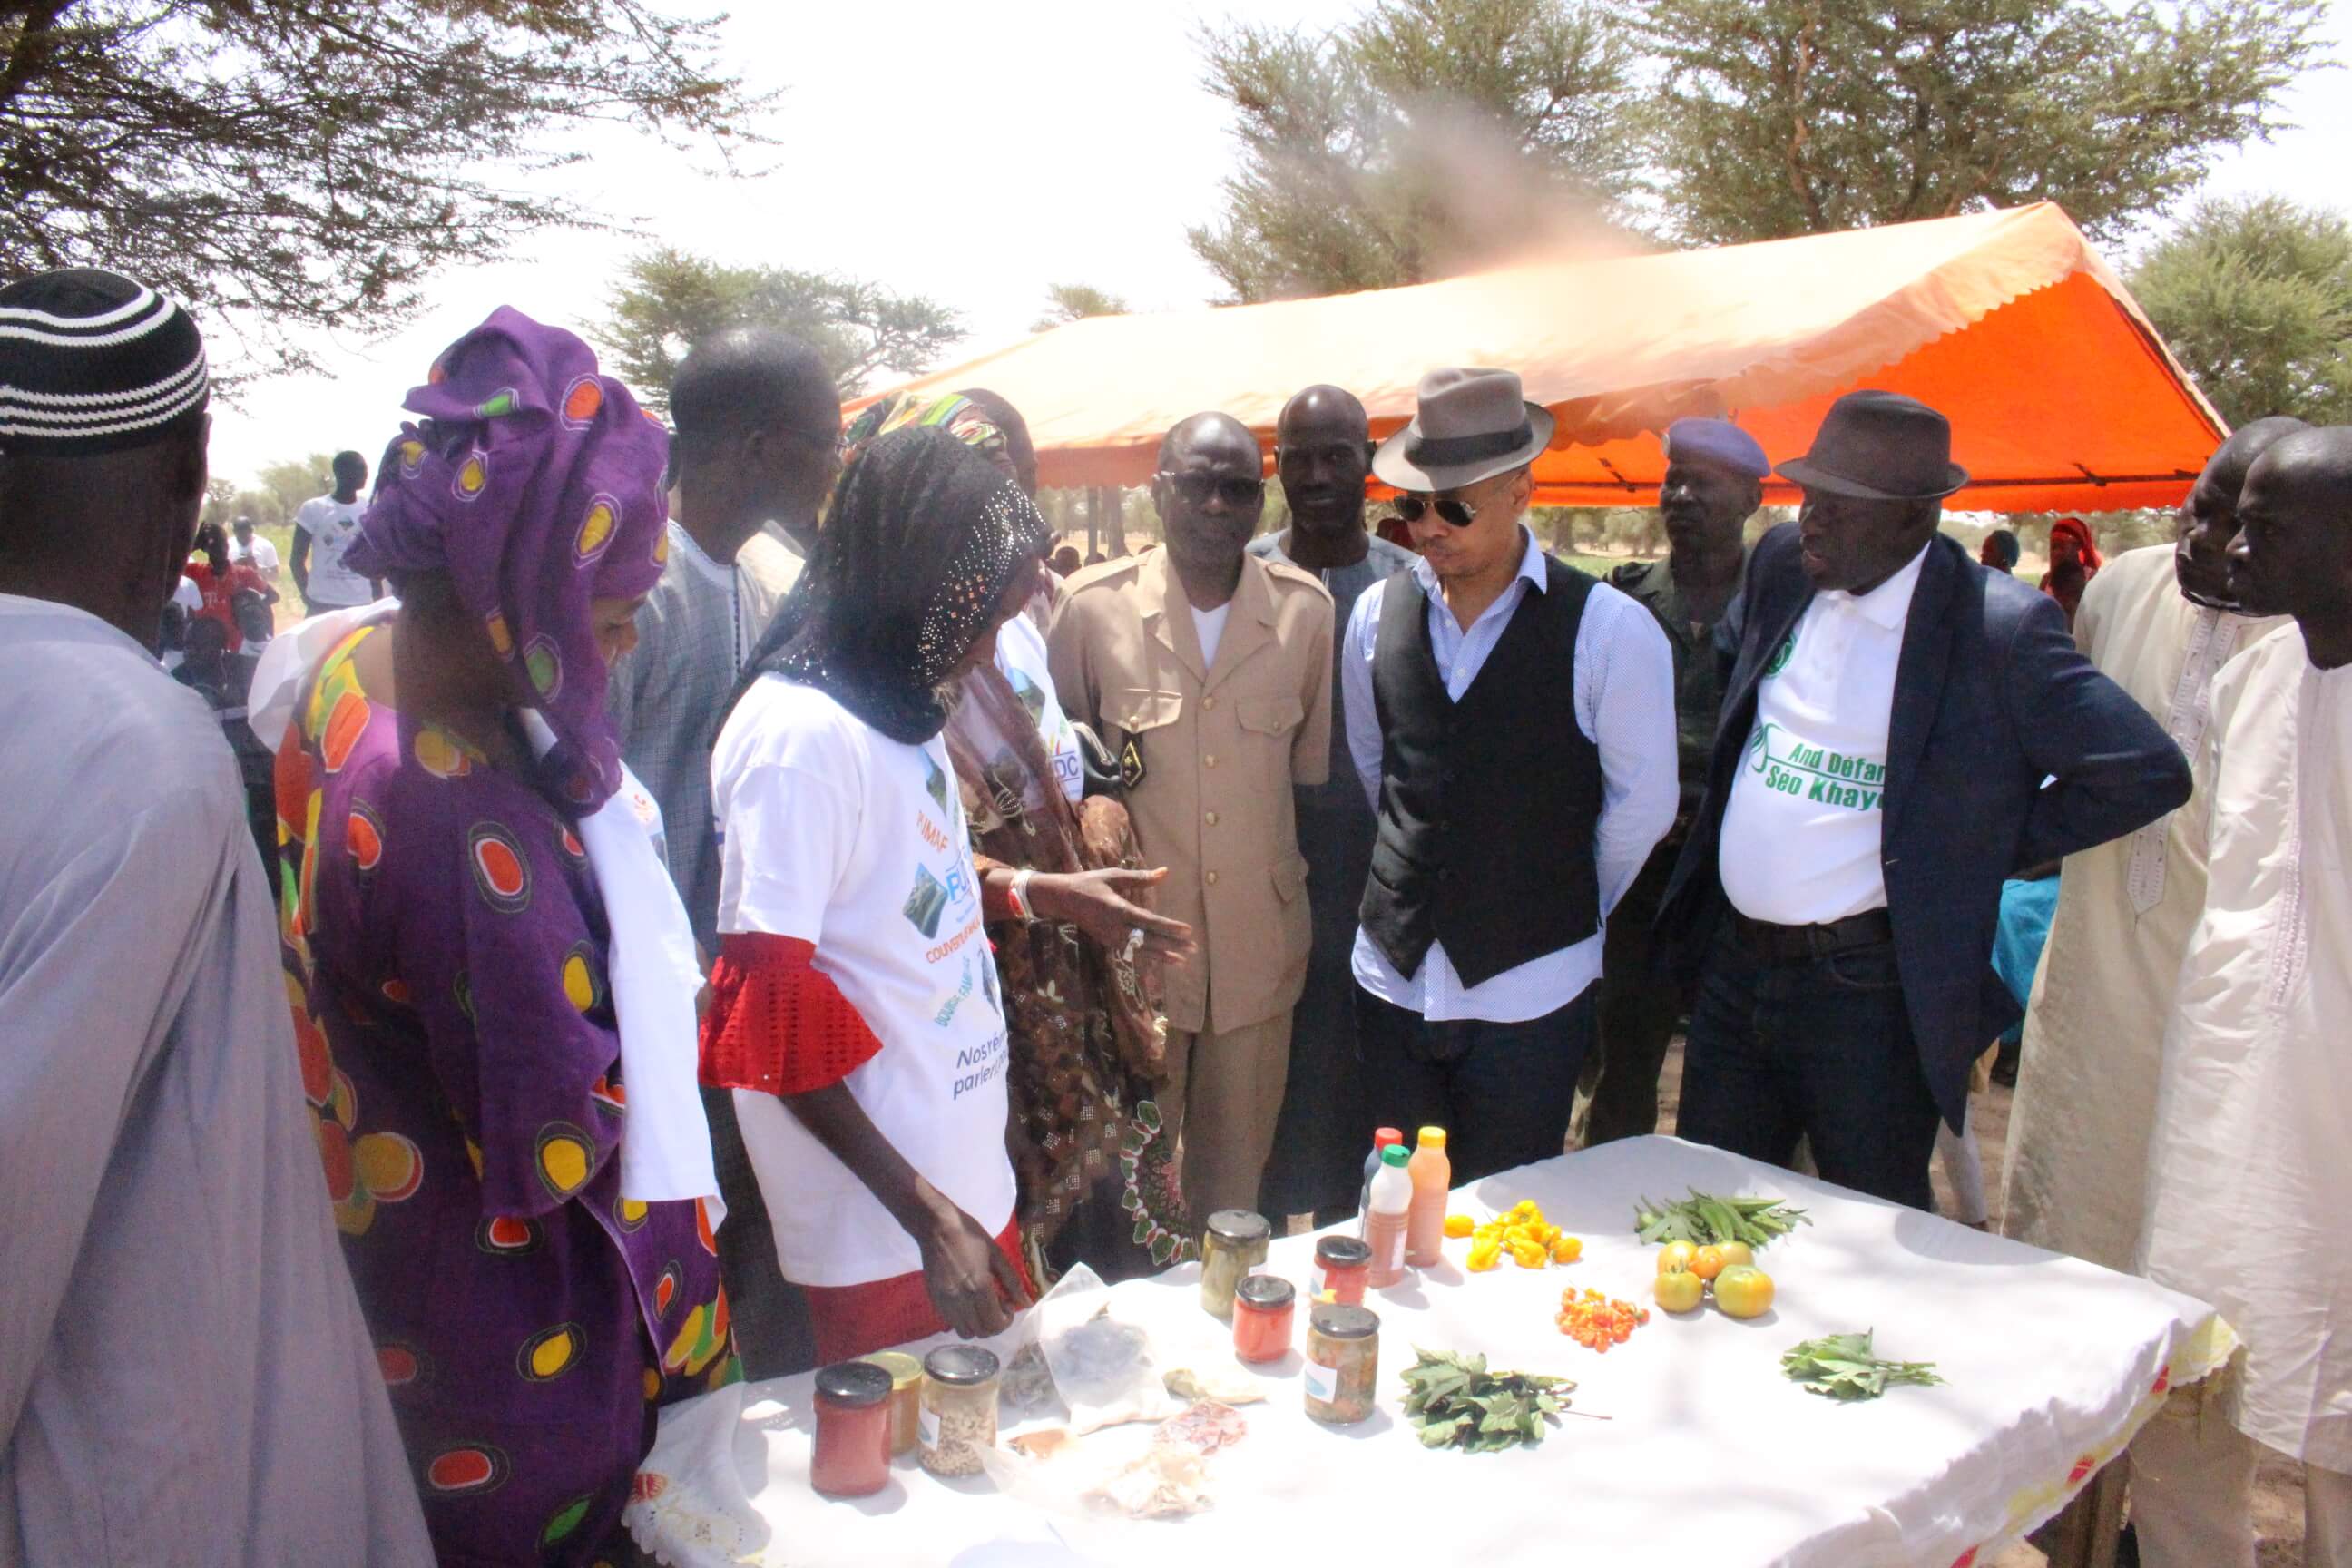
[811,1361,895,1497]
[1310,1234,1373,1306]
[857,1349,925,1456]
[1304,1303,1380,1425]
[918,1345,1001,1477]
[1199,1209,1272,1320]
[1231,1273,1297,1364]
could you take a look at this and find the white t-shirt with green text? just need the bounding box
[1718,544,1928,926]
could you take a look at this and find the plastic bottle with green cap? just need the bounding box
[1405,1125,1451,1267]
[1365,1144,1414,1287]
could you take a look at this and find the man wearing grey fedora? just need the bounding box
[1343,368,1678,1185]
[1658,389,2190,1208]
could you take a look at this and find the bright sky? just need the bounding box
[206,0,2352,489]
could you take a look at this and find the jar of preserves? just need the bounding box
[1231,1273,1296,1364]
[858,1349,924,1456]
[810,1361,894,1497]
[1304,1303,1380,1425]
[918,1345,1001,1478]
[1310,1235,1373,1306]
[1198,1209,1272,1320]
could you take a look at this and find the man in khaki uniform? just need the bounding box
[1049,411,1335,1220]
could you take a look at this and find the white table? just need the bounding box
[627,1136,2230,1568]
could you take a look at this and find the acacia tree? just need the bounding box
[1033,282,1130,333]
[1638,0,2327,247]
[1,1,769,376]
[594,249,965,411]
[1189,0,1641,302]
[2132,195,2352,427]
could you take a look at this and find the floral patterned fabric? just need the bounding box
[278,624,736,1566]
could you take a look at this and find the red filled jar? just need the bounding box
[1232,1273,1297,1363]
[810,1360,895,1498]
[1310,1235,1372,1306]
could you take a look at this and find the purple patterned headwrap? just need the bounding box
[348,306,668,813]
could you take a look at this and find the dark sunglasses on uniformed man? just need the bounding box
[1392,493,1485,528]
[1157,471,1266,509]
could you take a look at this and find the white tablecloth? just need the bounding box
[628,1136,2232,1568]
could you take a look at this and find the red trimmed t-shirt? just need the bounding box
[710,675,1014,1289]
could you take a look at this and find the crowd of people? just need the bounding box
[1,261,2344,1568]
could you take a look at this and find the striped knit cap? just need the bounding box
[0,269,209,456]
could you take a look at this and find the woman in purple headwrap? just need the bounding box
[273,309,733,1565]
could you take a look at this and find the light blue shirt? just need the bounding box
[1342,528,1679,1023]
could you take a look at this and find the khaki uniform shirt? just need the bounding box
[1049,545,1334,1034]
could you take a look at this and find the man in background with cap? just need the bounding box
[1584,416,1764,1146]
[1659,389,2189,1208]
[1050,410,1334,1223]
[0,269,428,1559]
[1346,368,1677,1185]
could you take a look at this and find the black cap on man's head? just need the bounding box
[0,269,208,457]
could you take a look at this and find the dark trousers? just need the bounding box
[1675,922,1942,1210]
[1586,831,1686,1145]
[1357,984,1595,1186]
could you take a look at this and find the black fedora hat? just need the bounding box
[1776,390,1968,502]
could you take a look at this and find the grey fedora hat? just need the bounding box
[1372,367,1555,492]
[1775,389,1969,502]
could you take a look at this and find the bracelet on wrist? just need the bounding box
[1008,867,1039,924]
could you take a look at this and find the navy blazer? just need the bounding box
[1659,524,2191,1129]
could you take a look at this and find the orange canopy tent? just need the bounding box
[866,203,2221,514]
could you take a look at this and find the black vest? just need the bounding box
[1359,558,1605,988]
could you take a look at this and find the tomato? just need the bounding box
[1713,1240,1755,1270]
[1652,1267,1705,1314]
[1691,1244,1727,1282]
[1657,1240,1699,1274]
[1712,1265,1776,1319]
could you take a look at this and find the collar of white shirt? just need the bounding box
[1410,524,1551,604]
[1818,539,1931,630]
[665,517,734,590]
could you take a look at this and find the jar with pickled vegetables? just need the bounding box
[918,1346,1000,1478]
[1198,1209,1271,1320]
[1304,1303,1379,1425]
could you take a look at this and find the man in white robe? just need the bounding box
[2001,419,2298,1268]
[0,268,428,1564]
[2132,425,2352,1568]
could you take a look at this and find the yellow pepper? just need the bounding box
[1551,1236,1583,1264]
[1509,1238,1549,1269]
[1466,1238,1504,1272]
[1443,1214,1475,1240]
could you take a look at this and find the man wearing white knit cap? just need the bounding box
[0,268,428,1563]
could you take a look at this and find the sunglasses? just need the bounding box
[1157,471,1266,509]
[1392,494,1486,528]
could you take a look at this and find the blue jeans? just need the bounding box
[1356,985,1594,1185]
[1675,925,1942,1210]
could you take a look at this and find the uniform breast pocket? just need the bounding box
[1237,695,1304,749]
[1114,688,1184,789]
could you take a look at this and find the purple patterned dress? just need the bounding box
[279,623,736,1565]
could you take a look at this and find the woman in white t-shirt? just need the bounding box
[703,426,1063,1360]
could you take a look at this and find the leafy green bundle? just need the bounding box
[1400,1348,1576,1454]
[1633,1189,1811,1249]
[1781,1333,1945,1401]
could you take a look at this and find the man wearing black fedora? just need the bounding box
[1658,389,2190,1208]
[1343,367,1678,1184]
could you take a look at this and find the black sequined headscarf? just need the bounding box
[737,424,1050,744]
